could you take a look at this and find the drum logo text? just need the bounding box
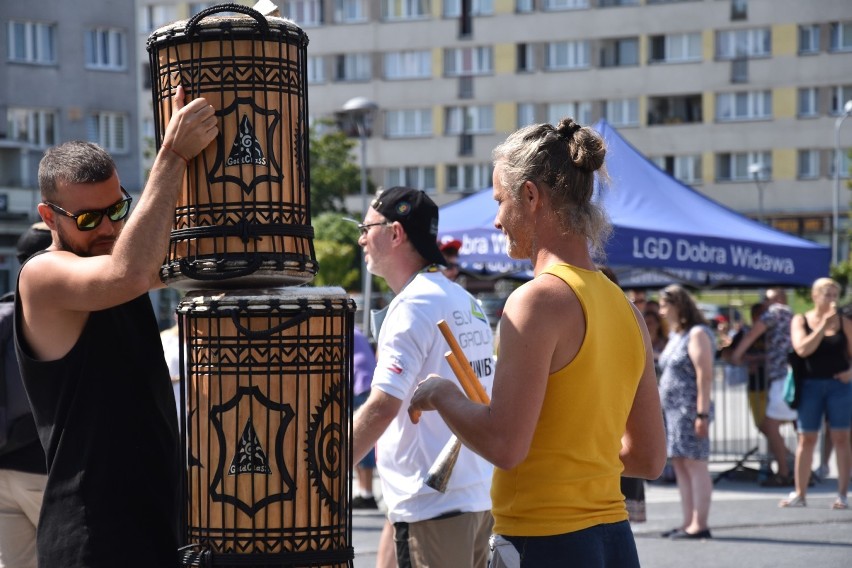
[227,114,268,167]
[228,419,272,475]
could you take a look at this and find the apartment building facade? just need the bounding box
[3,0,851,294]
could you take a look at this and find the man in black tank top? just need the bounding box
[13,86,217,568]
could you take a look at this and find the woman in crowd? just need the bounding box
[657,284,715,539]
[782,278,852,509]
[644,309,669,370]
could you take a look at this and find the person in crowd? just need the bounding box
[438,236,462,282]
[13,86,217,568]
[352,325,379,509]
[657,284,715,540]
[646,298,661,315]
[781,278,852,509]
[626,288,648,314]
[644,308,669,367]
[0,223,52,568]
[732,288,796,488]
[720,302,785,486]
[408,118,666,566]
[352,186,495,568]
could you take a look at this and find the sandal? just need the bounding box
[831,495,848,510]
[779,491,806,508]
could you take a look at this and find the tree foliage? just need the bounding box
[308,120,363,215]
[312,212,361,289]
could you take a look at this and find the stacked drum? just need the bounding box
[148,5,355,567]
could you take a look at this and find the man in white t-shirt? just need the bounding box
[353,186,495,568]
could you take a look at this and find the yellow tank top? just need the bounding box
[491,264,645,536]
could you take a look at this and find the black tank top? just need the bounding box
[802,317,849,379]
[14,272,180,568]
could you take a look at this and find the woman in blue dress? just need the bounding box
[658,284,716,539]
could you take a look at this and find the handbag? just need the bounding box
[785,351,806,409]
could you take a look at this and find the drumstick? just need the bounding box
[445,351,487,404]
[437,320,490,404]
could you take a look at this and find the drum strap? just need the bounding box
[180,546,355,566]
[172,221,314,244]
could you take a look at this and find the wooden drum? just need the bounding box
[176,288,355,567]
[147,4,317,289]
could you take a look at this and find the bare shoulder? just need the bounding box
[503,273,580,328]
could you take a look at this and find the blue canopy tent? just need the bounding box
[438,119,831,288]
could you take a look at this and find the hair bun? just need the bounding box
[556,119,582,141]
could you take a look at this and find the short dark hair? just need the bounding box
[38,141,116,201]
[16,222,52,264]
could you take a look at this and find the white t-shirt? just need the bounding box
[372,271,495,523]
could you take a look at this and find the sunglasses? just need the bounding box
[44,187,133,231]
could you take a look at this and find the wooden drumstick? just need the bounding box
[445,351,487,404]
[437,319,490,404]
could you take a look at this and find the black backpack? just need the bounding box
[0,291,39,456]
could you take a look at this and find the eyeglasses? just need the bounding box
[44,187,133,231]
[357,221,393,236]
[445,263,460,270]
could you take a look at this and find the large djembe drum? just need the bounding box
[147,4,317,289]
[176,288,356,567]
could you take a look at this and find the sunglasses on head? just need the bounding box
[44,187,133,231]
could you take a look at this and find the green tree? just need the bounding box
[309,120,364,215]
[312,212,360,289]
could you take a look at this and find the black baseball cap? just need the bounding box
[16,222,52,264]
[371,186,446,267]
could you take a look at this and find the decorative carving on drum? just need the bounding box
[147,4,317,289]
[176,288,355,567]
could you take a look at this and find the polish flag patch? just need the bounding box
[386,363,403,375]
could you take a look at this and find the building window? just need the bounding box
[335,53,371,81]
[797,150,819,179]
[517,103,536,127]
[87,112,128,154]
[141,4,179,33]
[517,43,534,72]
[384,50,431,79]
[516,0,534,12]
[798,24,821,55]
[716,28,771,59]
[604,98,639,127]
[647,94,702,125]
[385,109,432,138]
[446,163,493,192]
[7,21,56,64]
[600,37,639,68]
[599,0,640,6]
[444,0,493,17]
[546,102,592,126]
[445,106,494,134]
[334,0,368,23]
[385,166,436,192]
[730,0,748,21]
[716,90,772,121]
[798,87,818,117]
[829,151,851,179]
[85,28,126,70]
[542,0,588,11]
[6,108,57,147]
[649,32,702,63]
[282,0,324,26]
[382,0,430,20]
[830,22,852,52]
[307,56,325,84]
[189,3,218,16]
[652,154,702,185]
[830,85,852,115]
[716,151,771,182]
[544,41,590,70]
[444,46,493,76]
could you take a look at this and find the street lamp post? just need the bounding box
[337,96,378,336]
[832,99,852,266]
[748,163,767,224]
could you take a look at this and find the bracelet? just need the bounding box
[161,142,190,166]
[696,413,709,420]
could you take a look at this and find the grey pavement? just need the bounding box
[351,466,852,568]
